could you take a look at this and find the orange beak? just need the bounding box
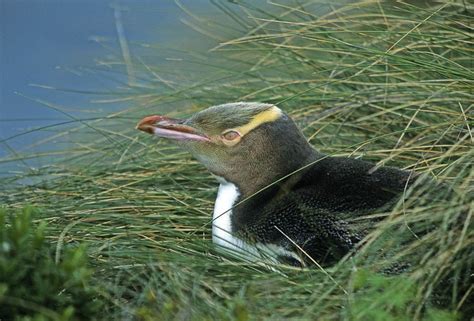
[136,115,210,142]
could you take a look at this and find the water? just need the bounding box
[0,0,212,175]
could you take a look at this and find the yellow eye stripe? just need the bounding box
[235,106,282,137]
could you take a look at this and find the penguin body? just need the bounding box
[229,156,413,265]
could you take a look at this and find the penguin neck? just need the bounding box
[221,148,321,200]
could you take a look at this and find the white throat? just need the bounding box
[212,181,242,250]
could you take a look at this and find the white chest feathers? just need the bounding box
[212,182,244,251]
[212,181,302,265]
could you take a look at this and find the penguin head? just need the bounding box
[137,102,316,192]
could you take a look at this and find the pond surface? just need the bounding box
[0,0,212,174]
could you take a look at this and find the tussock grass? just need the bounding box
[1,1,473,320]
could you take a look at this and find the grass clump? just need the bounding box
[0,207,104,321]
[0,0,473,320]
[348,269,459,321]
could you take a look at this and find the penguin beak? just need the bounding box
[136,115,210,142]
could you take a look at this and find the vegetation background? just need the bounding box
[1,1,472,320]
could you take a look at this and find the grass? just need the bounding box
[1,1,473,320]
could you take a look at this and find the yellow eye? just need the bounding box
[222,130,240,141]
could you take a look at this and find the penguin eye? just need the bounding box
[222,130,240,141]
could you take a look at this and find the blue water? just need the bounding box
[0,0,211,174]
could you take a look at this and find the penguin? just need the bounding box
[136,102,416,266]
